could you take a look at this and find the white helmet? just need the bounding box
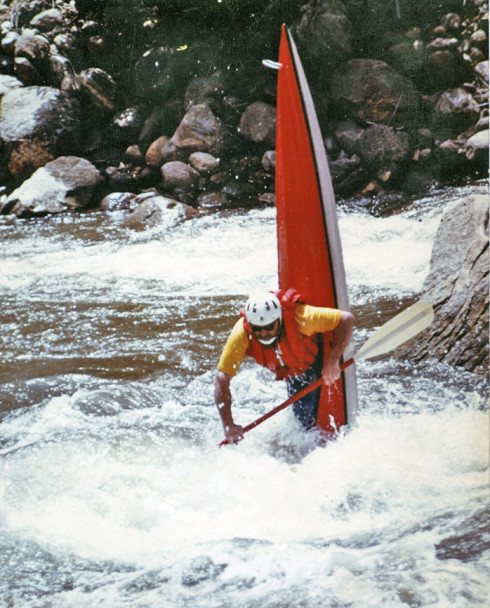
[245,292,282,331]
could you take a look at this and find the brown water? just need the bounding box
[0,185,488,607]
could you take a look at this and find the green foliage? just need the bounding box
[344,0,474,57]
[91,1,479,104]
[93,0,303,98]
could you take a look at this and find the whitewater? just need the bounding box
[0,183,488,607]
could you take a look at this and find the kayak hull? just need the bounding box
[275,26,358,432]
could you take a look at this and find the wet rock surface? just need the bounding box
[0,0,486,220]
[397,189,489,375]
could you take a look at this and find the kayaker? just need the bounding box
[214,289,354,443]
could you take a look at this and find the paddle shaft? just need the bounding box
[217,357,354,447]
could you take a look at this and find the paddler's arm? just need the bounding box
[295,304,354,385]
[322,311,354,384]
[214,318,248,443]
[214,371,244,443]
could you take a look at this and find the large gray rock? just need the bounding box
[399,192,488,374]
[0,86,81,178]
[2,156,103,217]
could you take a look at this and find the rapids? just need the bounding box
[0,183,488,607]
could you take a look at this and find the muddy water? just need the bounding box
[0,184,488,607]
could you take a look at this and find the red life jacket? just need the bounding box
[240,288,319,380]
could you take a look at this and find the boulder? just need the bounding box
[330,59,420,126]
[49,52,76,88]
[122,194,198,229]
[0,86,81,178]
[261,150,275,172]
[29,8,64,32]
[357,124,411,174]
[111,106,145,145]
[145,135,170,168]
[0,74,23,97]
[464,129,489,164]
[14,56,43,86]
[76,67,117,111]
[2,156,103,217]
[399,193,488,374]
[162,103,229,160]
[14,31,50,63]
[433,88,480,136]
[161,160,200,193]
[292,0,353,73]
[237,101,276,146]
[188,151,220,175]
[334,120,365,155]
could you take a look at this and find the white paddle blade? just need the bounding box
[355,301,434,361]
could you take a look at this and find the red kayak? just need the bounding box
[275,25,358,432]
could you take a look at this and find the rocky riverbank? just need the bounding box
[0,0,487,220]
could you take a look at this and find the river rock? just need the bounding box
[0,74,23,97]
[441,12,461,32]
[357,124,411,175]
[237,101,276,146]
[433,88,480,136]
[53,32,81,64]
[1,155,103,217]
[1,31,19,55]
[162,103,229,161]
[330,59,420,126]
[464,129,489,164]
[14,56,43,86]
[0,86,81,178]
[49,51,76,88]
[328,150,361,182]
[145,135,170,168]
[99,191,134,211]
[261,150,275,172]
[29,8,64,32]
[111,106,145,145]
[76,67,117,111]
[14,31,50,63]
[161,160,200,193]
[400,192,489,374]
[292,0,353,74]
[334,121,365,155]
[122,194,198,229]
[10,0,52,26]
[188,151,220,175]
[474,60,488,83]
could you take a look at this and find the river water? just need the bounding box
[0,183,488,607]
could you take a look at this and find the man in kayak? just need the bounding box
[215,289,354,443]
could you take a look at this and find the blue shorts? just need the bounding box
[287,337,324,430]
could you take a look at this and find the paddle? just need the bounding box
[218,300,434,447]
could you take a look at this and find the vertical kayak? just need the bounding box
[275,25,358,432]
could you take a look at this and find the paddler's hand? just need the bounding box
[223,423,244,444]
[322,357,341,385]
